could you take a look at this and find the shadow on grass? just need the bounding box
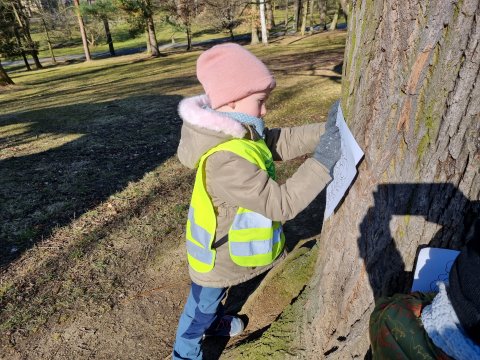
[0,94,183,268]
[266,47,345,77]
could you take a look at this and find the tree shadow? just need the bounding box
[357,183,479,300]
[0,94,183,268]
[266,48,345,78]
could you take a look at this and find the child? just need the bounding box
[369,219,480,359]
[173,43,341,359]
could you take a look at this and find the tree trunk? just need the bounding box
[293,0,301,31]
[300,0,308,35]
[266,0,275,29]
[284,0,289,32]
[102,16,115,56]
[251,1,260,45]
[12,1,42,69]
[186,24,192,51]
[146,15,159,57]
[328,0,339,31]
[42,17,57,64]
[0,62,14,86]
[13,27,31,71]
[338,0,348,26]
[73,0,91,61]
[30,51,42,69]
[318,0,326,30]
[308,0,315,33]
[146,31,151,53]
[299,0,480,358]
[259,0,268,44]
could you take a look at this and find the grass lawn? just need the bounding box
[0,31,346,358]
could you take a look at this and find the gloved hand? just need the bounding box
[313,101,341,176]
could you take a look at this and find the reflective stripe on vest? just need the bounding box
[186,138,285,273]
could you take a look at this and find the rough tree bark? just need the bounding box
[298,0,480,358]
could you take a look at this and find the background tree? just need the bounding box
[162,0,198,51]
[327,0,338,30]
[295,0,480,357]
[11,0,43,68]
[338,0,348,25]
[259,0,268,44]
[0,1,16,85]
[299,0,308,35]
[318,0,327,30]
[265,0,274,29]
[201,0,248,41]
[118,0,160,56]
[81,0,118,56]
[73,0,92,61]
[250,0,260,44]
[283,0,289,32]
[293,0,300,31]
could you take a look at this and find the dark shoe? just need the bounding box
[204,315,245,337]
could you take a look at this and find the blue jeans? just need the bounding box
[172,282,227,360]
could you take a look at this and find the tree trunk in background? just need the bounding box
[284,0,289,32]
[300,0,308,35]
[299,0,480,358]
[267,0,275,29]
[186,24,192,51]
[0,62,14,86]
[318,0,326,30]
[251,1,260,44]
[12,1,42,69]
[145,31,151,53]
[73,0,91,61]
[259,0,268,44]
[328,0,339,31]
[42,17,57,63]
[308,0,315,33]
[293,0,301,31]
[338,0,348,25]
[146,15,159,57]
[13,27,31,71]
[102,16,115,56]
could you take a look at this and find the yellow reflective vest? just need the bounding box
[186,138,286,273]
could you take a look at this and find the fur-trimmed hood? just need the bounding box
[176,95,248,169]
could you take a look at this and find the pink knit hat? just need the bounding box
[196,43,276,109]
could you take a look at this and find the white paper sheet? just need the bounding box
[324,103,364,219]
[411,247,460,292]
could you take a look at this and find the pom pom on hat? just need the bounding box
[196,43,276,109]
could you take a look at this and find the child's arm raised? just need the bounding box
[264,122,326,161]
[205,151,331,222]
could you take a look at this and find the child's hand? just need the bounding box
[313,101,341,175]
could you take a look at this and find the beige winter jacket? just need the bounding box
[177,95,331,288]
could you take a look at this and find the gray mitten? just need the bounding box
[313,101,341,175]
